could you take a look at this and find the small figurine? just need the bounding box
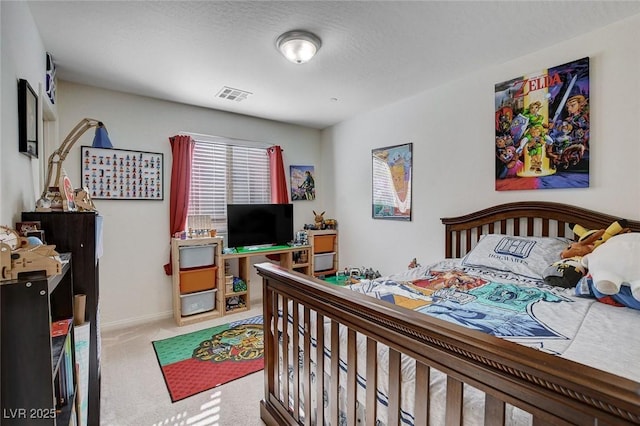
[313,210,325,229]
[408,258,421,269]
[74,187,97,212]
[324,218,337,230]
[363,268,381,280]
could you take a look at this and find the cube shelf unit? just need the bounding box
[171,237,223,326]
[220,244,311,315]
[1,255,79,426]
[171,238,313,324]
[308,229,339,278]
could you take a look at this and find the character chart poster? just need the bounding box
[495,57,589,191]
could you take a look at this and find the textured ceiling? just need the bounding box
[27,1,640,129]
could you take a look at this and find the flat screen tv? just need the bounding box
[226,203,294,249]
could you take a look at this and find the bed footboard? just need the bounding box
[257,263,640,426]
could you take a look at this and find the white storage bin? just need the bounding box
[180,289,217,316]
[314,252,335,272]
[179,244,216,269]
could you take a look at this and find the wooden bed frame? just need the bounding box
[256,201,640,425]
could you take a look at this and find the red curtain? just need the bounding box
[267,145,289,204]
[267,145,288,259]
[164,135,195,275]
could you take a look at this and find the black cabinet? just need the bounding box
[1,256,77,425]
[22,212,101,425]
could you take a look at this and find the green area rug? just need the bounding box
[152,315,263,402]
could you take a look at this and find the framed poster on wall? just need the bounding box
[81,146,163,200]
[495,57,589,191]
[18,79,38,158]
[290,165,315,200]
[372,142,412,220]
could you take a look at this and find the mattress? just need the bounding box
[276,259,640,425]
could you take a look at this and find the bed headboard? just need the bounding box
[441,201,640,258]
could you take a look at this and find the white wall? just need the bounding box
[0,2,52,225]
[323,14,640,276]
[1,1,323,329]
[56,82,322,327]
[5,2,640,328]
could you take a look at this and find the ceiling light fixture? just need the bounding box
[276,30,321,64]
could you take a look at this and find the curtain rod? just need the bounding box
[179,131,272,149]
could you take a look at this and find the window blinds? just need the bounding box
[188,140,271,233]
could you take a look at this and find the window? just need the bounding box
[188,138,271,236]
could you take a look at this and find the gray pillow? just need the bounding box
[461,234,571,279]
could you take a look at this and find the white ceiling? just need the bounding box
[27,1,640,130]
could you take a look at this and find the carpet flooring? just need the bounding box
[100,305,265,426]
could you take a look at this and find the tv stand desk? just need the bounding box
[221,245,311,315]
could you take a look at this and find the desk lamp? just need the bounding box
[37,118,113,211]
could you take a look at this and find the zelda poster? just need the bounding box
[495,57,589,190]
[290,165,315,200]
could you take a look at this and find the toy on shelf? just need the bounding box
[293,250,308,264]
[0,225,61,280]
[313,210,325,229]
[74,187,97,212]
[303,212,338,231]
[185,214,216,238]
[362,267,381,280]
[226,295,246,311]
[341,265,381,284]
[294,230,309,245]
[324,218,337,230]
[232,277,247,292]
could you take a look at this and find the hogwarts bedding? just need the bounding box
[277,259,640,425]
[351,259,590,356]
[351,259,640,374]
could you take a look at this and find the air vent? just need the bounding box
[216,86,252,102]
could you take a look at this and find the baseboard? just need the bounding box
[100,310,173,331]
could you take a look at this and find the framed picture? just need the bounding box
[290,165,315,200]
[18,79,38,158]
[372,142,412,220]
[495,57,589,191]
[81,146,164,200]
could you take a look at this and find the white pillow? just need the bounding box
[460,234,571,279]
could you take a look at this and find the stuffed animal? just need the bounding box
[581,232,640,303]
[544,220,628,288]
[561,220,628,259]
[575,274,640,310]
[560,229,605,259]
[543,256,586,288]
[313,210,325,229]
